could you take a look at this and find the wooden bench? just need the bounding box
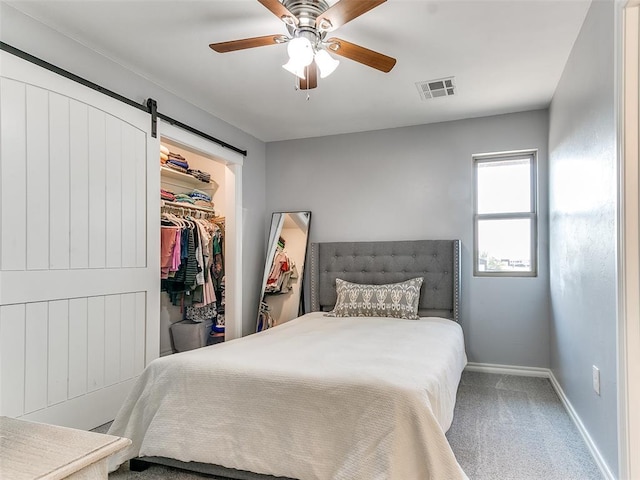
[0,416,130,479]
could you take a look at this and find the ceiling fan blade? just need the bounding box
[316,0,386,31]
[298,62,318,90]
[209,34,285,53]
[257,0,298,26]
[326,37,396,73]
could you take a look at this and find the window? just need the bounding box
[473,151,537,277]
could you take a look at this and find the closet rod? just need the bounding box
[0,42,248,157]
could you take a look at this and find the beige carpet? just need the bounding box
[446,372,603,480]
[96,372,603,479]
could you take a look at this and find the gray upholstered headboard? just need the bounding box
[308,240,461,321]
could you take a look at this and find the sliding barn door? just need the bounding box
[0,51,160,429]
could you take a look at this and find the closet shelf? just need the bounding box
[161,200,216,214]
[160,166,219,194]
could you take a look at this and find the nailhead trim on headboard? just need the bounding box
[310,243,319,312]
[453,239,460,322]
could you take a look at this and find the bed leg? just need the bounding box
[129,458,151,472]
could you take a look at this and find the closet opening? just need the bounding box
[158,120,243,356]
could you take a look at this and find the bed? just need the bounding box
[108,239,468,480]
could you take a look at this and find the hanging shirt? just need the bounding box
[160,226,180,279]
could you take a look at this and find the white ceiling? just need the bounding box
[7,0,591,142]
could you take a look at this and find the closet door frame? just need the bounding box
[158,120,243,341]
[618,2,640,479]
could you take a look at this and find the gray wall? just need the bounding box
[548,0,618,476]
[266,110,551,367]
[0,4,267,337]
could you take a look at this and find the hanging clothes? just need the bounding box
[160,226,180,279]
[256,301,275,332]
[160,209,225,329]
[264,247,298,294]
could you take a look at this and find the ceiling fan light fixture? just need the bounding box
[286,36,314,67]
[282,59,306,80]
[315,49,339,78]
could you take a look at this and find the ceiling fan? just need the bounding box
[209,0,397,90]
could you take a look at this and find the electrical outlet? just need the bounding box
[592,365,600,395]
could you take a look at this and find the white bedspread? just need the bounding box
[108,313,468,480]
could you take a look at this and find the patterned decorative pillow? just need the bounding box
[329,278,424,319]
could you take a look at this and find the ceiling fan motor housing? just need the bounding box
[282,0,330,27]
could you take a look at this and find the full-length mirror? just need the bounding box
[257,211,311,331]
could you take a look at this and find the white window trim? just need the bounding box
[473,150,538,277]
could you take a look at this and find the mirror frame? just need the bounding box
[257,211,312,331]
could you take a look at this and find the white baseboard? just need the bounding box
[547,371,616,480]
[464,362,615,480]
[465,362,550,377]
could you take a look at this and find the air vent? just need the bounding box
[416,77,456,100]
